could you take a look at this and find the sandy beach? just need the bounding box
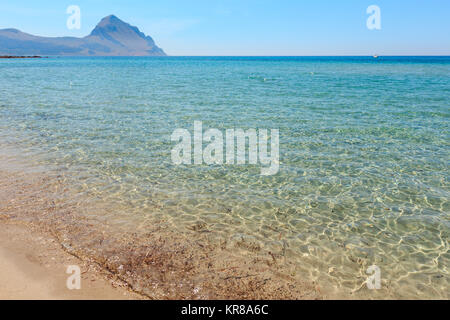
[0,1,449,304]
[0,167,323,300]
[0,222,141,300]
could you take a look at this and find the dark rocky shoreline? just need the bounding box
[0,55,44,59]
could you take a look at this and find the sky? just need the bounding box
[0,0,449,56]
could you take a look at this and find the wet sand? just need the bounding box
[0,222,141,300]
[0,167,323,300]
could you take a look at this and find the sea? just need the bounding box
[0,56,448,298]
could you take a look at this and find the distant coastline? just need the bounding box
[0,55,44,59]
[0,15,166,57]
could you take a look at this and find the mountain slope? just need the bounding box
[0,15,166,56]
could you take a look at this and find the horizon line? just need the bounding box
[32,55,450,57]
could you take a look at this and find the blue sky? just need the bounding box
[0,0,449,55]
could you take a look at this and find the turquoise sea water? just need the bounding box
[0,57,449,298]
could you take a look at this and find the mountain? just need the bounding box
[0,15,166,56]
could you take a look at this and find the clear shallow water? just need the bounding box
[0,56,449,298]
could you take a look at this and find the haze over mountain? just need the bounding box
[0,15,166,56]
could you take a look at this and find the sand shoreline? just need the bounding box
[0,221,142,300]
[0,167,323,300]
